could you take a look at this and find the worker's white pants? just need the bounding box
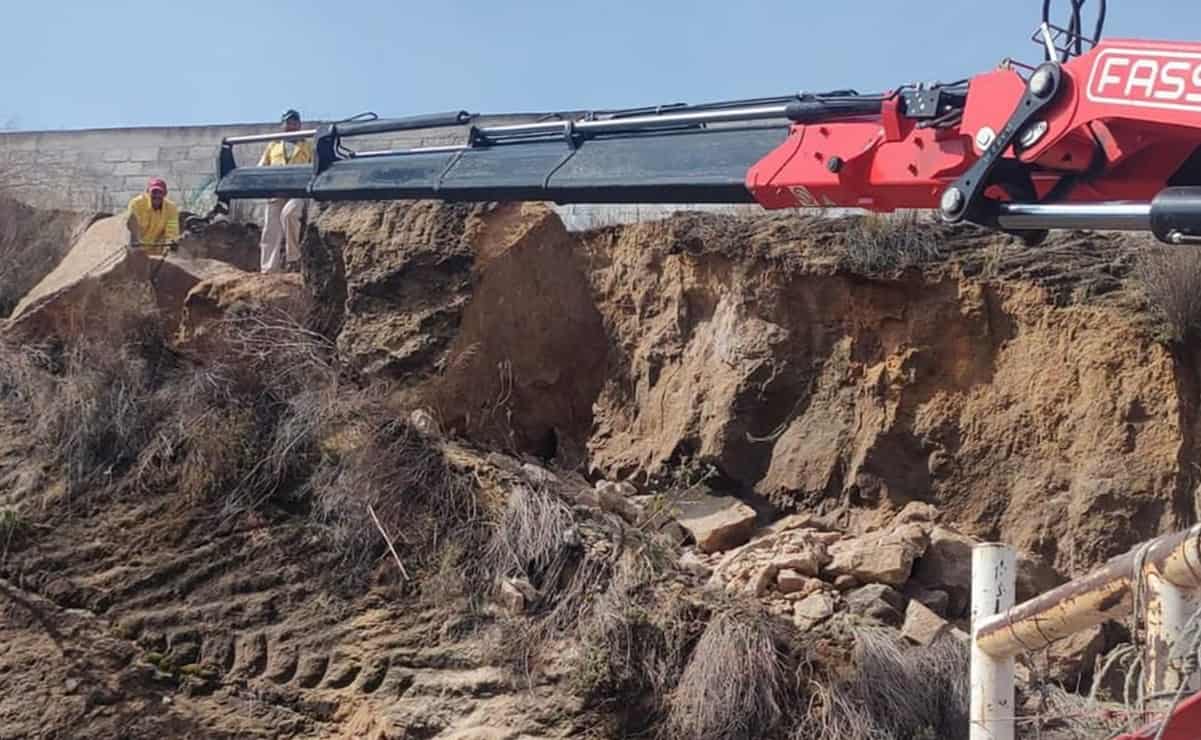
[260,198,305,272]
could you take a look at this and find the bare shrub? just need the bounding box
[568,541,696,704]
[796,628,970,740]
[1135,246,1201,343]
[1014,683,1131,739]
[36,346,163,498]
[309,403,481,583]
[487,484,574,580]
[663,603,791,740]
[841,212,944,274]
[0,507,31,561]
[214,312,339,390]
[28,294,178,500]
[0,340,50,408]
[796,682,891,740]
[489,508,695,716]
[136,311,339,510]
[489,503,804,739]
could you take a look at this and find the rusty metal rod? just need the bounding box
[975,525,1201,659]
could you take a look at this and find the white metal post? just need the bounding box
[1145,565,1201,697]
[971,543,1017,740]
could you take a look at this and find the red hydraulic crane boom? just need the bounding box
[214,0,1201,247]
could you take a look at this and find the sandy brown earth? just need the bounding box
[3,199,1199,739]
[0,442,591,739]
[311,202,1191,579]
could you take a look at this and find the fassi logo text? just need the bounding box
[1088,48,1201,110]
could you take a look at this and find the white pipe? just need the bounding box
[971,543,1017,740]
[222,129,317,145]
[1145,566,1201,697]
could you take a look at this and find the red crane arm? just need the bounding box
[747,39,1201,219]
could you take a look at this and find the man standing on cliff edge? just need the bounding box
[257,109,312,273]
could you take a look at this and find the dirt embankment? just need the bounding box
[3,198,1198,740]
[310,202,1196,579]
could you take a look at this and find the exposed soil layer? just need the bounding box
[0,446,591,739]
[308,204,1193,579]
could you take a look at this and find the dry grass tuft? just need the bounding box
[664,603,791,740]
[38,345,163,497]
[135,312,338,511]
[0,341,50,408]
[841,212,944,274]
[486,495,804,739]
[795,628,970,740]
[487,506,697,726]
[24,293,179,500]
[797,682,892,740]
[1135,246,1201,344]
[310,405,481,583]
[569,543,698,708]
[487,484,574,582]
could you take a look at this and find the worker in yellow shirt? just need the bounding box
[126,177,180,256]
[258,109,312,273]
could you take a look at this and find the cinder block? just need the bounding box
[173,158,213,175]
[189,146,215,160]
[160,146,191,160]
[129,147,159,162]
[113,161,144,176]
[103,149,130,162]
[141,166,172,183]
[77,150,106,165]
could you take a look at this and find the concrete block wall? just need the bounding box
[0,123,280,213]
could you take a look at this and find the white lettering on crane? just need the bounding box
[1087,46,1201,112]
[1095,56,1129,94]
[1124,59,1158,97]
[1155,61,1190,100]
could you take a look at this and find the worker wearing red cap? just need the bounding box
[257,109,312,272]
[126,177,180,256]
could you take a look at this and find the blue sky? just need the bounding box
[1,0,1196,131]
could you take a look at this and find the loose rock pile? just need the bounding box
[509,459,1031,652]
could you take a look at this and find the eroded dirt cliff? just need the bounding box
[308,202,1198,580]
